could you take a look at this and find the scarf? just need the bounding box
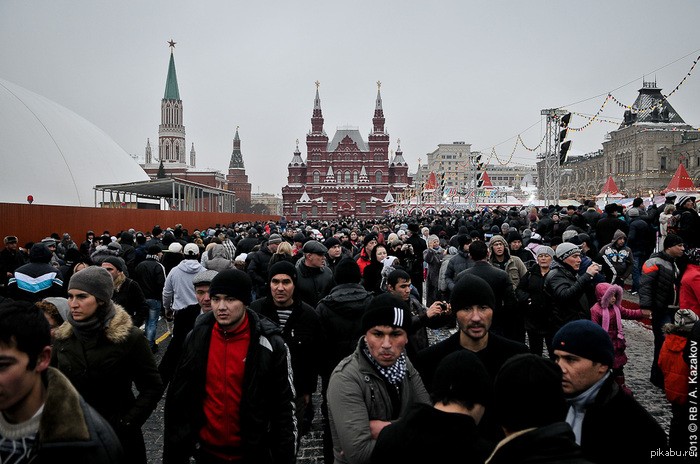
[361,339,407,385]
[601,305,624,340]
[565,371,610,444]
[67,301,116,342]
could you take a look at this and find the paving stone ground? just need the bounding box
[143,290,672,464]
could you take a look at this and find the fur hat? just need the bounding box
[552,320,614,367]
[431,350,491,407]
[494,353,567,431]
[334,257,361,285]
[361,293,411,333]
[68,266,114,303]
[506,230,522,243]
[208,269,252,306]
[450,274,495,311]
[664,234,684,250]
[407,223,420,233]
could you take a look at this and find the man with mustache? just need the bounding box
[416,274,528,446]
[327,292,430,464]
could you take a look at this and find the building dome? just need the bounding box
[0,78,149,206]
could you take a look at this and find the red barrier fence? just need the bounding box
[0,203,276,244]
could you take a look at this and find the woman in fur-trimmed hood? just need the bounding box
[51,266,163,464]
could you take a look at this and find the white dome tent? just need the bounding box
[0,78,149,207]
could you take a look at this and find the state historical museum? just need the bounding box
[281,83,413,221]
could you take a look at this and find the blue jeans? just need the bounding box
[631,250,647,292]
[145,299,161,348]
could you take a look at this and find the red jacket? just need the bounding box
[658,331,690,405]
[679,263,700,317]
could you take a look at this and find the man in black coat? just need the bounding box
[544,243,601,344]
[405,222,427,299]
[163,269,297,464]
[249,261,324,440]
[417,274,528,446]
[595,204,629,250]
[552,320,667,463]
[459,240,516,339]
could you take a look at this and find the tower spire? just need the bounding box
[372,80,385,134]
[229,126,245,169]
[311,80,324,134]
[164,42,180,100]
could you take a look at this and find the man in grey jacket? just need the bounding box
[327,292,430,464]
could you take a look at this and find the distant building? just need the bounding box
[281,83,413,221]
[140,43,252,208]
[251,192,282,216]
[411,141,537,192]
[541,81,698,200]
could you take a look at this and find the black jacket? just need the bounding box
[134,257,166,300]
[316,283,373,378]
[544,260,594,334]
[516,263,552,334]
[112,277,149,328]
[576,374,667,464]
[164,309,297,464]
[247,246,274,297]
[295,260,334,308]
[250,296,325,395]
[486,422,592,464]
[639,251,679,312]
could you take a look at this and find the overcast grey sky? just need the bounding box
[2,0,699,195]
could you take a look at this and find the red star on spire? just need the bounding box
[167,39,176,49]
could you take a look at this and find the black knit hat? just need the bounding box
[102,256,124,272]
[334,257,361,284]
[450,274,495,311]
[29,243,52,263]
[506,230,522,243]
[431,350,492,407]
[363,232,378,247]
[493,354,567,431]
[324,237,341,249]
[361,293,411,333]
[552,320,614,367]
[268,261,297,284]
[664,233,685,250]
[208,269,252,306]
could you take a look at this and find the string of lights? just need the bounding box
[474,53,699,165]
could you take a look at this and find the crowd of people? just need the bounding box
[0,192,698,463]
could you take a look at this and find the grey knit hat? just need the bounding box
[68,266,114,303]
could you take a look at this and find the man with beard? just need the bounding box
[416,274,527,445]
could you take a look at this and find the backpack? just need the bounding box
[666,213,681,236]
